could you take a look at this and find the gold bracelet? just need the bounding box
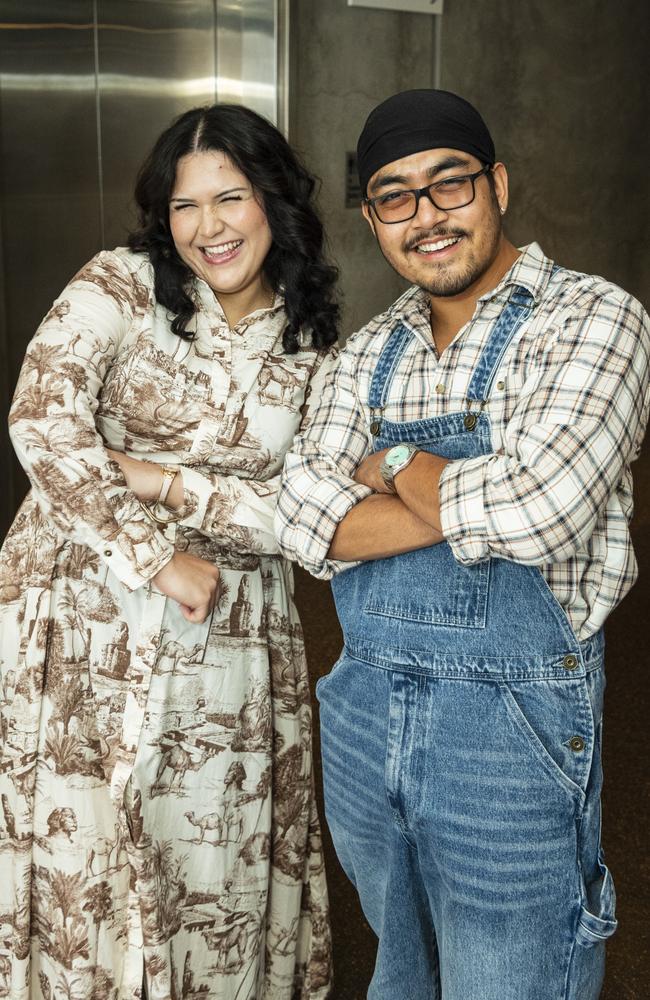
[138,500,183,525]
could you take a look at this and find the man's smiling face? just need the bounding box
[362,147,509,300]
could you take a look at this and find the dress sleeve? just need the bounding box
[439,288,650,565]
[174,347,345,555]
[274,347,374,578]
[9,251,174,590]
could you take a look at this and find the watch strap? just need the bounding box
[157,465,178,505]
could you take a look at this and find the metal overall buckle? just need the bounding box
[464,398,486,431]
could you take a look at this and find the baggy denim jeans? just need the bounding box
[321,284,617,999]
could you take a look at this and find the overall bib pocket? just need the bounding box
[364,542,490,629]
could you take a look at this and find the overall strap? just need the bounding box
[467,265,562,405]
[466,285,534,404]
[368,322,414,434]
[368,322,414,409]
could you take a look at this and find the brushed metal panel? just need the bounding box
[347,0,443,11]
[216,0,277,124]
[0,1,101,516]
[97,0,218,249]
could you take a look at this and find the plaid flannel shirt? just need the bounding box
[276,243,650,639]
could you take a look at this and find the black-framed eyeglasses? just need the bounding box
[364,164,492,224]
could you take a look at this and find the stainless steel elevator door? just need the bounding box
[0,0,282,534]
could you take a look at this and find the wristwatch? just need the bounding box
[379,442,418,492]
[157,465,178,505]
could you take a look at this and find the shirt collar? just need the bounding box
[390,242,556,326]
[479,242,555,305]
[192,276,284,323]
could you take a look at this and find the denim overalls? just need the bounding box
[317,283,617,1000]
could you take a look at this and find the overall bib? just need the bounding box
[318,284,617,1000]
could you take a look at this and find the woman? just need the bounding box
[0,104,338,1000]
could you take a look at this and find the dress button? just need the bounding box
[496,380,505,390]
[569,736,585,753]
[435,383,446,394]
[563,654,578,671]
[103,548,113,557]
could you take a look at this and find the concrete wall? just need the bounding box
[290,0,650,337]
[438,0,650,307]
[289,0,439,335]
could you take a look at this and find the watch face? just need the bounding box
[387,444,411,467]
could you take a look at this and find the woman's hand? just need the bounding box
[107,449,183,507]
[153,551,221,624]
[107,449,163,502]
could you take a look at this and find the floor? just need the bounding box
[294,453,650,999]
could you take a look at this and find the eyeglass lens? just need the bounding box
[374,175,477,223]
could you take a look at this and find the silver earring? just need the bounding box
[500,206,506,215]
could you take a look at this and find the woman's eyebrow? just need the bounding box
[169,186,248,203]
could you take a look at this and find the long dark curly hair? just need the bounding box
[128,104,339,352]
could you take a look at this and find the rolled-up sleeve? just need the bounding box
[440,289,650,565]
[275,351,373,578]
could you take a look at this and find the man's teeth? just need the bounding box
[203,241,242,258]
[416,237,460,253]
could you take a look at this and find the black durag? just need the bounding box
[357,89,495,195]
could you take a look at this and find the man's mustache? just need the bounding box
[403,228,468,252]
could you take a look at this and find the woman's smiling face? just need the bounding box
[169,149,274,325]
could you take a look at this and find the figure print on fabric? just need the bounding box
[0,248,335,1000]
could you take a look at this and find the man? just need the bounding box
[275,89,650,999]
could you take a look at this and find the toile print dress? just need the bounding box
[0,248,334,1000]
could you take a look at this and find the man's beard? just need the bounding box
[392,205,502,297]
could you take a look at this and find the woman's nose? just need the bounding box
[198,205,225,239]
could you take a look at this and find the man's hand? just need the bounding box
[153,551,221,624]
[353,447,449,532]
[353,448,394,493]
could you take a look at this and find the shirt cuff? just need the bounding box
[283,478,373,580]
[177,466,279,552]
[177,466,218,532]
[439,456,492,564]
[92,517,175,590]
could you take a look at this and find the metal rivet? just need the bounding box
[496,380,505,390]
[103,548,113,557]
[370,420,381,436]
[435,383,446,394]
[569,736,585,753]
[464,414,477,431]
[563,654,578,671]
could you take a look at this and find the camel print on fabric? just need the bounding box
[0,249,334,999]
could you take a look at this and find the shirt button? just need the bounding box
[562,654,578,671]
[569,736,585,753]
[496,380,505,390]
[103,548,113,557]
[435,383,446,394]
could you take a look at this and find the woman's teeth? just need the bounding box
[202,240,242,259]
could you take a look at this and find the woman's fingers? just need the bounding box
[152,551,220,621]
